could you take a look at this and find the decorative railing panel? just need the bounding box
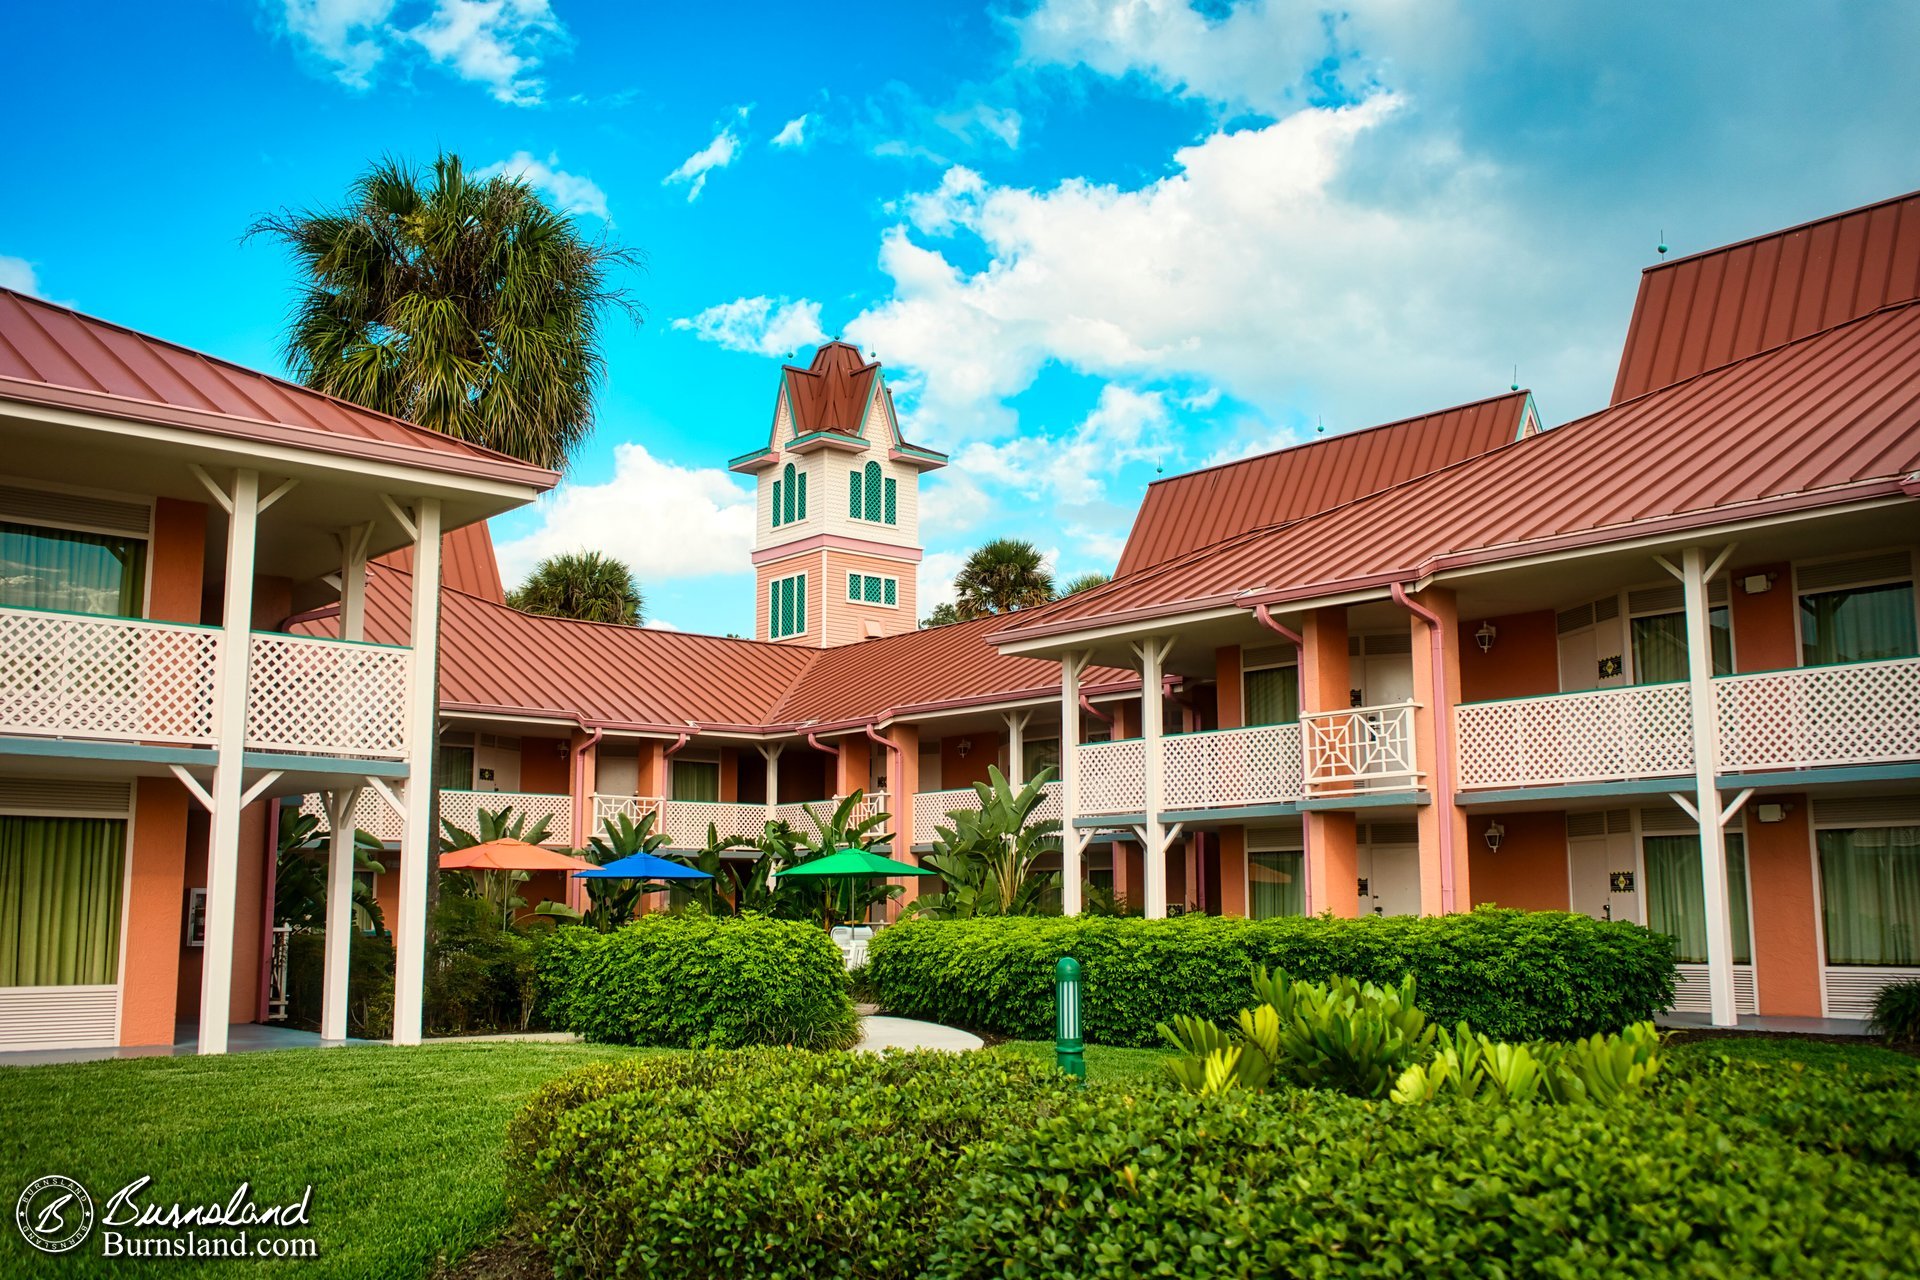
[1302,701,1421,793]
[247,632,409,759]
[1715,657,1920,773]
[911,781,1063,846]
[0,606,220,745]
[1455,684,1694,791]
[298,789,406,844]
[663,800,773,848]
[591,793,663,834]
[1163,723,1303,810]
[1078,739,1146,814]
[440,790,574,845]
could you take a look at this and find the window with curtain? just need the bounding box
[671,760,721,803]
[1800,583,1918,666]
[1023,739,1061,781]
[1643,832,1751,963]
[436,744,476,791]
[0,521,147,617]
[1818,825,1919,965]
[0,815,126,986]
[1249,849,1305,919]
[1631,607,1731,683]
[1244,667,1300,726]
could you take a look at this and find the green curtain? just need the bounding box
[1244,667,1300,726]
[0,816,126,986]
[1023,738,1061,780]
[1631,607,1731,683]
[0,521,146,617]
[436,744,476,791]
[672,761,721,803]
[1800,584,1918,665]
[1644,833,1750,964]
[1249,850,1305,919]
[1818,826,1920,966]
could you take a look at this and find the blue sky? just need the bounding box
[5,1,1917,635]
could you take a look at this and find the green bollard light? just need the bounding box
[1055,956,1085,1081]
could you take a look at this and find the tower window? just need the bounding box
[863,462,882,522]
[849,470,863,520]
[847,572,899,608]
[771,478,781,528]
[769,572,807,639]
[851,462,897,527]
[781,463,799,526]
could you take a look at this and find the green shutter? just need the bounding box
[884,477,898,525]
[849,471,863,519]
[796,470,807,520]
[782,464,797,525]
[796,574,807,634]
[771,479,781,528]
[769,581,781,638]
[883,577,897,606]
[865,575,883,603]
[864,462,882,521]
[848,572,860,600]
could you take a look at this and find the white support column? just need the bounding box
[760,743,783,820]
[1059,652,1090,916]
[1004,710,1031,787]
[1671,544,1739,1027]
[198,468,260,1056]
[320,787,361,1042]
[1134,636,1175,920]
[391,497,442,1046]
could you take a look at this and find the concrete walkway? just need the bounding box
[855,1015,982,1053]
[1656,1011,1875,1036]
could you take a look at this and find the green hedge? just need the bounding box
[865,908,1674,1045]
[534,912,861,1050]
[929,1052,1920,1279]
[511,1049,1080,1279]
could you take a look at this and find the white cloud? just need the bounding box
[916,549,968,614]
[477,151,610,219]
[951,384,1169,506]
[845,96,1591,443]
[935,103,1022,149]
[495,443,756,587]
[672,296,827,357]
[274,0,563,104]
[772,114,810,148]
[663,127,741,201]
[0,256,40,296]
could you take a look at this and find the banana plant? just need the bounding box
[906,767,1061,919]
[274,808,388,933]
[536,810,684,931]
[440,805,555,926]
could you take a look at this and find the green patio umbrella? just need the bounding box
[776,848,932,927]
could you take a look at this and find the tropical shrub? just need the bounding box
[866,908,1674,1045]
[536,810,679,931]
[512,1049,1080,1280]
[908,767,1061,919]
[1868,976,1920,1044]
[440,804,558,924]
[425,892,545,1034]
[280,927,394,1038]
[927,1059,1920,1280]
[535,910,860,1049]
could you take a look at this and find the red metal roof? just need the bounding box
[378,522,505,603]
[0,288,556,488]
[783,342,878,438]
[999,301,1920,641]
[1118,391,1533,575]
[1611,189,1920,404]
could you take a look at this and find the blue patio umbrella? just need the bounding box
[574,851,712,880]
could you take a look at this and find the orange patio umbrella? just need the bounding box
[439,838,597,873]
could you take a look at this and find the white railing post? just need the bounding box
[198,468,260,1056]
[1060,651,1090,917]
[1005,709,1030,787]
[1669,545,1739,1028]
[392,497,442,1047]
[1133,636,1174,919]
[320,785,360,1042]
[760,744,782,826]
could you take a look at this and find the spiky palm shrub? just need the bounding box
[508,550,645,624]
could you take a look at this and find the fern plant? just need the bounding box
[1869,978,1920,1044]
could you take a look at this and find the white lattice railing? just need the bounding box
[1715,657,1920,773]
[247,632,410,759]
[1078,739,1146,814]
[1163,723,1303,810]
[912,781,1063,846]
[0,606,221,744]
[1456,683,1695,790]
[440,790,574,845]
[1302,702,1421,793]
[664,800,773,848]
[298,789,406,844]
[590,793,663,834]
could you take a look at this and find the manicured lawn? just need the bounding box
[0,1041,648,1279]
[996,1039,1175,1084]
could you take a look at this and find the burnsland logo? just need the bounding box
[15,1175,95,1254]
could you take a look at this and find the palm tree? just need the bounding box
[250,153,640,470]
[508,551,645,624]
[1059,571,1111,597]
[952,538,1055,620]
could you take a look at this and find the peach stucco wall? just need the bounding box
[519,736,570,795]
[1409,586,1469,913]
[1458,609,1559,702]
[148,497,206,624]
[939,730,1002,790]
[1302,606,1359,917]
[1745,796,1823,1016]
[1467,812,1571,912]
[122,778,192,1045]
[821,547,918,646]
[1728,561,1796,673]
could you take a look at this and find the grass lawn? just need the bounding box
[1,1032,1908,1278]
[0,1042,648,1279]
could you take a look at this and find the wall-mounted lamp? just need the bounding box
[1484,819,1506,852]
[1742,573,1776,595]
[1475,621,1498,654]
[955,738,973,758]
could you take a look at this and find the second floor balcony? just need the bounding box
[591,792,887,850]
[1454,656,1920,792]
[0,605,410,761]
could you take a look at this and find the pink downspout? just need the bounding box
[1078,694,1113,727]
[259,797,281,1023]
[806,732,840,757]
[1390,582,1457,915]
[1250,603,1312,915]
[569,728,604,910]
